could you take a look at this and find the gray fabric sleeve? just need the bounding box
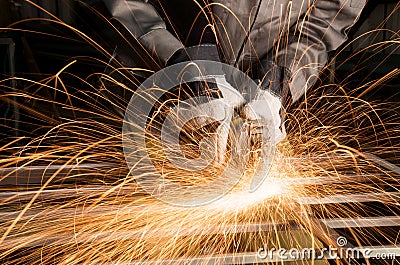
[102,0,184,65]
[276,0,366,102]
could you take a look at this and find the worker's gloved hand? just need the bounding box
[241,60,291,146]
[164,45,244,165]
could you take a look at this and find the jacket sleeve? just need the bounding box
[102,0,184,65]
[276,0,366,101]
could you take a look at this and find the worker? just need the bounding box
[95,0,366,162]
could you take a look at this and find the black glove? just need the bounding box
[251,59,292,106]
[166,45,223,99]
[238,59,292,147]
[167,45,221,66]
[150,45,244,164]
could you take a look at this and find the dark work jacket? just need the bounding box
[94,0,366,101]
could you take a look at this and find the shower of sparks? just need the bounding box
[0,1,399,264]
